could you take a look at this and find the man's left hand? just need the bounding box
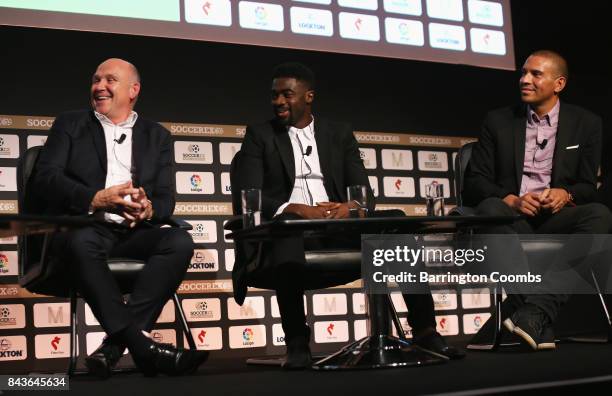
[540,188,570,214]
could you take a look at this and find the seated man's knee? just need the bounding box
[476,197,512,216]
[164,228,195,258]
[580,203,612,233]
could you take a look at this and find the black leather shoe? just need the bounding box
[134,343,210,377]
[85,339,125,379]
[281,336,312,370]
[414,332,466,360]
[503,303,554,350]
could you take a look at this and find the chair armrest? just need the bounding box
[224,216,243,231]
[162,217,193,230]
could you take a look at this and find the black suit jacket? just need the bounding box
[464,102,602,207]
[231,117,374,303]
[30,110,175,220]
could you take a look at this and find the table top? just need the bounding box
[0,214,96,238]
[226,215,520,241]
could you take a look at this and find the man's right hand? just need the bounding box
[91,181,142,213]
[503,192,541,217]
[283,203,330,219]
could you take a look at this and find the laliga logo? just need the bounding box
[254,6,267,21]
[51,336,61,351]
[398,22,409,37]
[242,328,254,342]
[0,253,8,272]
[198,330,206,344]
[395,179,402,191]
[326,323,334,336]
[190,174,203,188]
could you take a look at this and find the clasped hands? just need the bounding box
[284,201,361,219]
[503,188,570,217]
[90,181,154,227]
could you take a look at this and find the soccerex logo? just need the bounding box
[188,144,200,154]
[196,301,208,311]
[0,307,9,318]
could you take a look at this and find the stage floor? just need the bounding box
[45,342,612,396]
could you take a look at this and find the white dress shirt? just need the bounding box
[94,111,137,224]
[275,117,330,216]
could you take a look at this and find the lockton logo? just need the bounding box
[189,249,218,272]
[272,323,285,346]
[221,172,231,195]
[0,336,27,360]
[149,329,178,347]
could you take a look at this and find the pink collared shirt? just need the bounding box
[519,100,560,196]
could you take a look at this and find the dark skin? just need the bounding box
[503,55,570,216]
[271,77,357,219]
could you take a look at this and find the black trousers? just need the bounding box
[51,222,194,337]
[475,197,612,321]
[262,235,436,342]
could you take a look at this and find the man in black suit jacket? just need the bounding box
[30,58,207,377]
[234,63,463,369]
[465,50,612,350]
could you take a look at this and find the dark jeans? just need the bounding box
[51,222,194,336]
[475,197,612,321]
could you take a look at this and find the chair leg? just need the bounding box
[591,270,612,343]
[67,290,78,376]
[387,294,407,341]
[491,283,503,350]
[173,293,196,350]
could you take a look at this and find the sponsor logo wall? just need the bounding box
[0,114,485,372]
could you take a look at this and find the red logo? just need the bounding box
[198,330,207,344]
[395,179,402,190]
[355,18,362,31]
[203,1,211,15]
[51,336,61,351]
[439,318,447,330]
[327,323,334,335]
[483,34,490,45]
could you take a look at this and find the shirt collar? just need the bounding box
[288,115,315,136]
[527,100,559,127]
[94,111,138,128]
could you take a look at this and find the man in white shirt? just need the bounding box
[31,58,207,377]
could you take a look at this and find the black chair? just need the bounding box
[17,146,197,375]
[452,142,612,349]
[226,151,422,367]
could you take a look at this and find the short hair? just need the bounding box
[530,50,569,80]
[272,62,315,90]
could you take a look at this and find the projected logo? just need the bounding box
[185,0,232,26]
[429,23,466,51]
[290,7,333,37]
[239,1,284,32]
[426,0,464,21]
[470,28,506,55]
[385,18,424,46]
[339,12,380,41]
[383,0,423,16]
[468,0,504,27]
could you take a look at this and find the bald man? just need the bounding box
[30,59,208,377]
[464,50,611,351]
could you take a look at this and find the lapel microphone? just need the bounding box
[304,146,312,156]
[537,138,548,150]
[114,133,127,144]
